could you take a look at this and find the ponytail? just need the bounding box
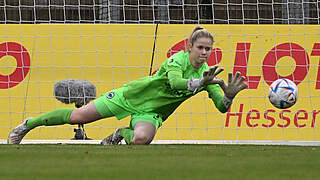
[186,26,214,52]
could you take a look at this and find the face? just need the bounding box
[189,37,213,69]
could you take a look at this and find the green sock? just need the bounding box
[26,108,73,129]
[120,128,134,144]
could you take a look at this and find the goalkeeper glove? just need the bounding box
[187,65,224,93]
[215,71,248,108]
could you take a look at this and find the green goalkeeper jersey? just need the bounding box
[122,50,228,121]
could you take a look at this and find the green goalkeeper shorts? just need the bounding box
[129,113,163,130]
[93,88,163,130]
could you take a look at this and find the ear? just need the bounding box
[187,42,192,52]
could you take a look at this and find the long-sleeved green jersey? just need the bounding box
[120,50,228,121]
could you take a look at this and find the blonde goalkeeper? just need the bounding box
[8,26,247,145]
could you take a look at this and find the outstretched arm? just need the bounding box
[206,84,229,113]
[167,65,224,92]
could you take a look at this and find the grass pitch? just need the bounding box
[0,144,319,180]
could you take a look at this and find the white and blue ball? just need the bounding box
[268,78,298,109]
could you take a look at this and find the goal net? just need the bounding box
[1,0,320,145]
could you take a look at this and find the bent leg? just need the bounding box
[120,113,162,145]
[120,122,156,145]
[131,121,156,145]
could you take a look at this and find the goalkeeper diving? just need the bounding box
[8,26,248,145]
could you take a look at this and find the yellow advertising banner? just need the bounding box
[0,24,320,142]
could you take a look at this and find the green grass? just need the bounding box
[0,144,319,180]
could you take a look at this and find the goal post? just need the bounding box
[1,1,320,145]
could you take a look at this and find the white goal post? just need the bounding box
[0,1,320,146]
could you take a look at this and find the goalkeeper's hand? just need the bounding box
[187,65,224,93]
[200,65,224,86]
[219,71,248,99]
[213,71,248,108]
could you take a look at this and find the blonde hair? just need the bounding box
[186,26,214,52]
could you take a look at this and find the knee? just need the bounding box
[132,132,153,145]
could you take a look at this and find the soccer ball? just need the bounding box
[268,78,298,109]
